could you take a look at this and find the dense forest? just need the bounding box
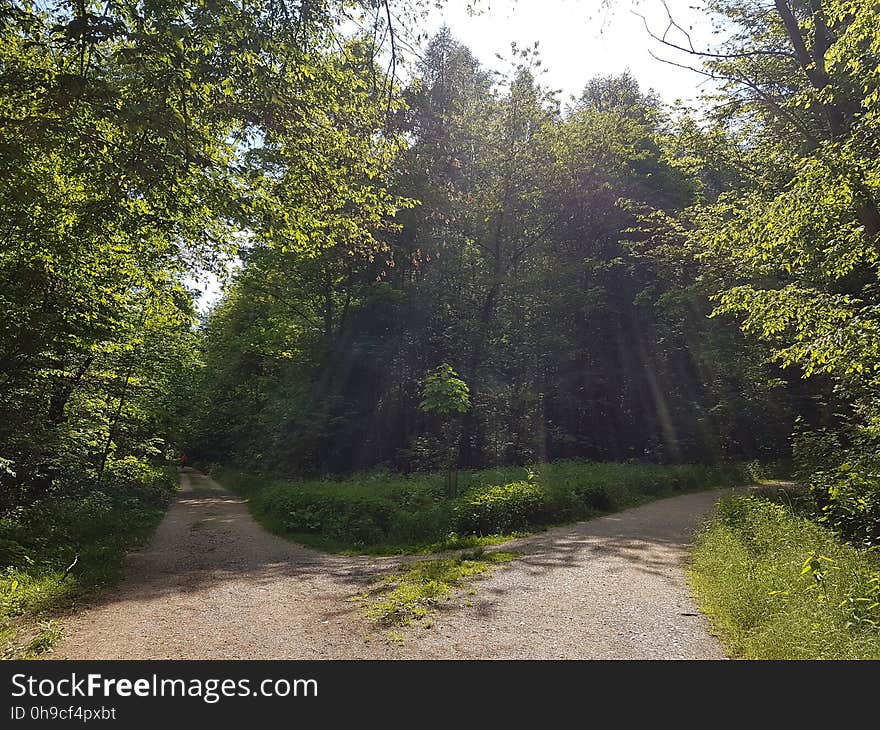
[1,0,879,658]
[190,35,801,475]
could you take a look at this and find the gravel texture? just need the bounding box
[53,471,730,660]
[403,489,732,659]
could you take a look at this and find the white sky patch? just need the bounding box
[187,255,242,314]
[188,271,224,313]
[419,0,719,104]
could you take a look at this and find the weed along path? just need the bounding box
[53,471,730,659]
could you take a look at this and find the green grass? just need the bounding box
[0,466,175,659]
[0,571,78,659]
[355,548,518,627]
[215,460,746,554]
[690,496,880,659]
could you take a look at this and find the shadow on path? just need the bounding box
[53,471,736,659]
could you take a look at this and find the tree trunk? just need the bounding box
[47,355,94,425]
[98,357,135,479]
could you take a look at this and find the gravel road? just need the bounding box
[53,471,729,659]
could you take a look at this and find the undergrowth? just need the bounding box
[690,496,880,659]
[215,460,745,554]
[0,461,175,658]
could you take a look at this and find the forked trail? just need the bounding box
[54,471,728,659]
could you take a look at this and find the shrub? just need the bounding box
[216,461,744,552]
[793,427,880,547]
[218,460,746,551]
[0,457,176,657]
[242,476,452,547]
[103,457,176,509]
[454,481,547,534]
[0,535,26,568]
[808,459,880,548]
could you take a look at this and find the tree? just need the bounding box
[188,28,801,485]
[649,0,880,538]
[0,0,410,505]
[419,364,471,496]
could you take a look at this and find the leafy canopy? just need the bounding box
[420,364,471,416]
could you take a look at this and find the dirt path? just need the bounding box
[400,490,730,659]
[54,471,729,659]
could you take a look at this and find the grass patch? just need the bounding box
[355,549,518,627]
[0,464,175,659]
[690,496,880,659]
[214,460,745,554]
[23,620,63,658]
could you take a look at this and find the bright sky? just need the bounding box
[420,0,719,104]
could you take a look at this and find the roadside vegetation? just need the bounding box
[691,495,880,660]
[356,548,518,628]
[0,466,175,658]
[214,461,745,554]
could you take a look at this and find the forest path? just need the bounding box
[401,488,731,659]
[53,470,401,659]
[53,470,729,659]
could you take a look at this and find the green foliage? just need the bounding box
[190,29,796,477]
[454,481,545,534]
[9,0,877,664]
[356,550,518,626]
[793,427,880,547]
[686,0,880,542]
[0,466,175,658]
[691,496,880,659]
[222,468,451,548]
[420,364,471,416]
[0,0,251,497]
[23,621,63,659]
[1,0,404,512]
[217,460,746,552]
[1,0,412,657]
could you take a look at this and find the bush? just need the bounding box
[810,463,880,548]
[793,428,880,547]
[0,464,176,573]
[454,481,547,534]
[0,535,26,568]
[233,473,453,547]
[691,496,880,659]
[217,460,746,551]
[103,457,176,508]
